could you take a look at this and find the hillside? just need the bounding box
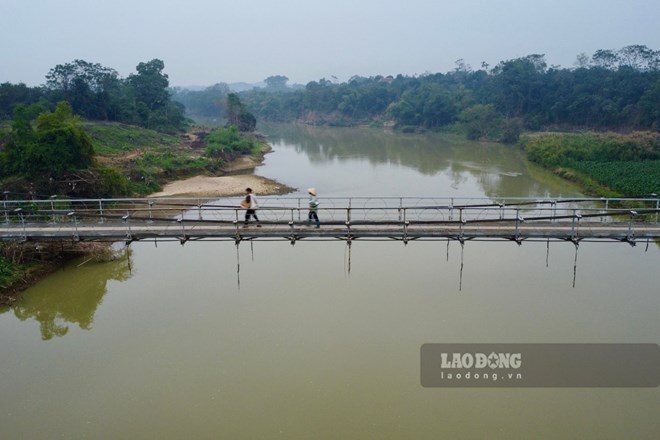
[82,122,215,195]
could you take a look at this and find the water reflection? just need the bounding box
[10,253,132,340]
[264,123,499,175]
[259,123,583,199]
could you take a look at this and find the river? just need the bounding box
[1,124,658,439]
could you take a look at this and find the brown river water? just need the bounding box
[1,124,658,439]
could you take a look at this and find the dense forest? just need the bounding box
[172,45,660,142]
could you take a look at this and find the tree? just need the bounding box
[574,53,591,69]
[225,93,256,132]
[491,55,548,119]
[31,102,95,176]
[45,60,121,119]
[127,59,185,131]
[0,104,39,175]
[592,49,619,69]
[458,104,503,140]
[264,75,289,92]
[128,59,169,111]
[1,102,95,178]
[170,83,230,117]
[618,45,658,71]
[0,82,44,119]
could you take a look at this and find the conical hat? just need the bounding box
[307,187,317,196]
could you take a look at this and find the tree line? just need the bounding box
[1,59,186,133]
[0,58,263,197]
[230,45,660,141]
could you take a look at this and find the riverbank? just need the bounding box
[148,132,296,197]
[1,142,295,304]
[150,174,294,198]
[520,131,660,197]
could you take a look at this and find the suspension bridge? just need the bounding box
[1,196,660,246]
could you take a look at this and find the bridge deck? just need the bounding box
[1,196,659,244]
[2,221,659,244]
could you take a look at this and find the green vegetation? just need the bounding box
[0,242,46,296]
[520,132,660,196]
[570,161,660,196]
[82,121,263,196]
[0,66,264,295]
[1,71,261,198]
[196,45,660,141]
[2,102,95,177]
[206,126,258,159]
[0,255,25,292]
[522,132,660,167]
[1,58,187,133]
[83,122,180,155]
[0,101,129,197]
[128,152,211,194]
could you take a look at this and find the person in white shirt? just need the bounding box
[243,187,261,227]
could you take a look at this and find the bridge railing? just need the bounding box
[1,196,659,228]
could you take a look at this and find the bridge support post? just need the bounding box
[289,221,296,245]
[67,212,79,241]
[233,220,240,241]
[178,216,185,237]
[571,210,582,242]
[3,191,9,224]
[551,201,557,222]
[627,211,638,244]
[123,214,132,240]
[49,195,57,224]
[14,208,26,241]
[515,209,524,243]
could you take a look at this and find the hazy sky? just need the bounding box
[2,0,659,87]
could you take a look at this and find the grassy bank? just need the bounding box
[85,122,268,195]
[520,132,660,197]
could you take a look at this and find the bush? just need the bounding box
[95,166,130,197]
[205,126,256,158]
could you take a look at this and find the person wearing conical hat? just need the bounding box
[307,187,320,228]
